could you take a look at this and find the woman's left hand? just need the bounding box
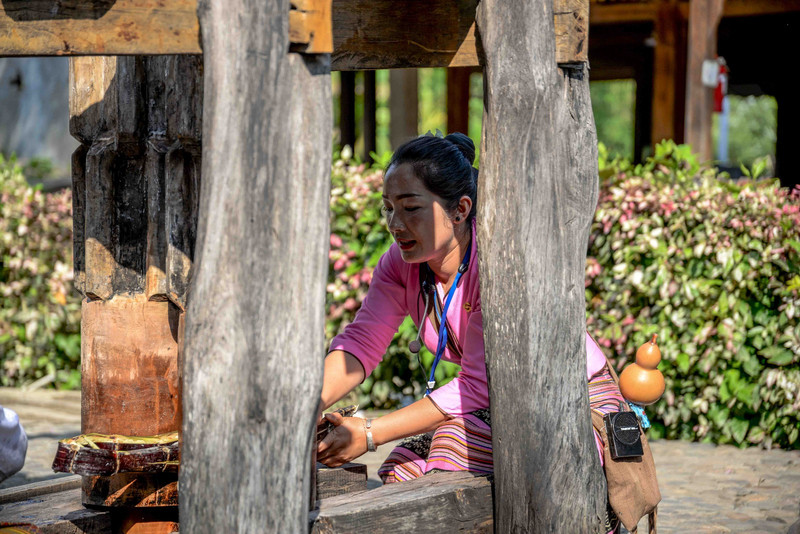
[316,413,368,467]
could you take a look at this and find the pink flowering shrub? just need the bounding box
[1,155,81,389]
[326,153,458,409]
[587,141,800,448]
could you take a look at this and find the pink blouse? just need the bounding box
[329,223,607,417]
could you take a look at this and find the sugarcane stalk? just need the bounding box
[52,432,180,476]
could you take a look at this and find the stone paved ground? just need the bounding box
[2,388,799,532]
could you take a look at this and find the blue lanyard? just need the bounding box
[425,241,471,396]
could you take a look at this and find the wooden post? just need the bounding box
[684,0,724,160]
[651,0,683,145]
[447,67,472,135]
[389,69,419,149]
[363,70,377,162]
[776,88,800,190]
[69,54,202,530]
[340,71,356,150]
[476,0,606,531]
[634,59,654,162]
[181,0,331,531]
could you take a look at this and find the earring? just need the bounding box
[455,216,461,222]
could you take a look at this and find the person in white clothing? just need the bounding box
[0,404,27,483]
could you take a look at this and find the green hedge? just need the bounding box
[4,144,799,449]
[587,142,800,449]
[1,155,81,389]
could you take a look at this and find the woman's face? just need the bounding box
[382,163,459,264]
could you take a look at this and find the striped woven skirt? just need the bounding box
[378,364,627,483]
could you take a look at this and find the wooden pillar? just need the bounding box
[651,0,685,145]
[447,67,472,135]
[776,90,800,190]
[476,0,606,531]
[69,54,202,532]
[684,0,724,160]
[363,70,377,162]
[340,71,356,150]
[389,69,419,149]
[182,0,331,531]
[634,57,654,162]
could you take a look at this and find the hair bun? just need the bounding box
[444,132,476,166]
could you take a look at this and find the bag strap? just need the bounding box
[629,508,658,534]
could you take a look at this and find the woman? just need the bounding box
[317,133,624,485]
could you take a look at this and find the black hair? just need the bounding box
[386,132,478,224]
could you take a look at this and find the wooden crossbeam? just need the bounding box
[0,0,201,55]
[0,0,588,66]
[590,0,800,25]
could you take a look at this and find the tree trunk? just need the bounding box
[476,0,606,531]
[181,0,332,531]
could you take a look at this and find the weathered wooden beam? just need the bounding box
[0,0,201,56]
[181,0,331,530]
[722,0,800,18]
[0,488,112,533]
[0,0,588,66]
[684,0,724,160]
[589,2,659,25]
[315,462,368,500]
[477,0,606,530]
[309,472,493,533]
[0,476,81,505]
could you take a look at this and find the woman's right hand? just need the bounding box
[316,413,368,467]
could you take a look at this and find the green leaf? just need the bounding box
[676,352,690,374]
[730,418,749,444]
[735,383,757,409]
[708,405,729,427]
[759,347,795,366]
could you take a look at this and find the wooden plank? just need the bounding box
[723,0,800,17]
[0,476,81,504]
[0,0,200,56]
[315,462,367,500]
[1,0,587,66]
[181,0,331,530]
[310,472,492,533]
[589,2,659,25]
[330,0,481,70]
[683,0,724,160]
[476,0,607,530]
[0,488,112,533]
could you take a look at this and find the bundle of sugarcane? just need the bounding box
[52,431,179,476]
[316,405,358,443]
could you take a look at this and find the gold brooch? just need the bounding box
[463,302,472,312]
